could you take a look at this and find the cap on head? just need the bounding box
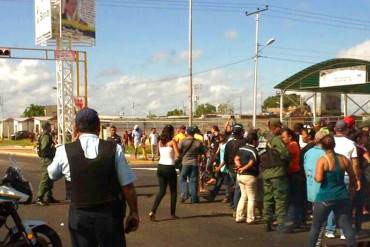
[186,126,196,136]
[343,116,355,129]
[75,108,100,133]
[41,121,51,129]
[315,130,329,143]
[232,124,244,135]
[268,118,282,128]
[334,120,348,132]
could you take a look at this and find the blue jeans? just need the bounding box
[180,165,199,203]
[325,175,350,234]
[209,172,230,199]
[308,199,355,247]
[228,172,241,209]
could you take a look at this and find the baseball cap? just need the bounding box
[315,130,329,143]
[186,126,196,135]
[41,121,51,129]
[268,118,282,128]
[232,124,244,135]
[75,108,100,132]
[334,120,348,132]
[343,116,355,129]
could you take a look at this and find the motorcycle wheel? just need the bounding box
[33,225,62,247]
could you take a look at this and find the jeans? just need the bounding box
[236,174,257,222]
[151,164,177,215]
[325,175,350,234]
[180,165,199,203]
[287,172,305,227]
[209,172,230,199]
[228,172,241,209]
[308,199,356,247]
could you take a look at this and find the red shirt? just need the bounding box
[287,141,301,174]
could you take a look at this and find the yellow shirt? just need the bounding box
[174,133,186,143]
[194,133,204,142]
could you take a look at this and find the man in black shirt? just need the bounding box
[224,124,247,209]
[107,126,122,146]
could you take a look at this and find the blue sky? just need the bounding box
[0,0,370,116]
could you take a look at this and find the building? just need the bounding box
[0,118,14,139]
[13,117,34,133]
[34,116,57,134]
[43,105,57,117]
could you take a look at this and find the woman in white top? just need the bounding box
[149,125,179,221]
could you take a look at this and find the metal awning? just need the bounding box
[274,58,370,94]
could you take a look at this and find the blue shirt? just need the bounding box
[48,134,136,186]
[304,145,325,202]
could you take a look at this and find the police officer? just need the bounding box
[48,108,139,247]
[36,121,57,206]
[261,119,290,232]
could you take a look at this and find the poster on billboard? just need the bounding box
[35,0,52,45]
[320,93,341,116]
[319,65,367,88]
[61,0,95,44]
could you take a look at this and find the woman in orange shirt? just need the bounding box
[281,128,305,230]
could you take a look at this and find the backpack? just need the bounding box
[37,133,55,158]
[258,143,284,171]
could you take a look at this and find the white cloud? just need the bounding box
[225,30,238,40]
[337,39,370,60]
[0,60,55,118]
[148,49,203,65]
[178,49,203,62]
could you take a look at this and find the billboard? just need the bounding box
[35,0,52,45]
[319,65,367,88]
[320,93,341,116]
[61,0,95,44]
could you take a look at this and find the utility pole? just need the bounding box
[246,5,268,129]
[188,0,193,127]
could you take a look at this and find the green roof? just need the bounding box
[274,58,370,94]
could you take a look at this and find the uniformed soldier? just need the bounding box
[36,121,58,206]
[260,119,290,232]
[48,108,139,247]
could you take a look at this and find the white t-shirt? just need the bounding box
[149,133,159,145]
[334,136,358,160]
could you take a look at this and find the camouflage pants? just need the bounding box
[263,176,289,226]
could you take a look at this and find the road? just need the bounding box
[0,154,367,247]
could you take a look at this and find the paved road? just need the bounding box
[0,154,367,247]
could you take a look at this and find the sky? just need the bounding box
[0,0,370,117]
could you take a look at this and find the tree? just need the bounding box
[262,94,301,112]
[167,108,184,116]
[22,104,45,117]
[217,103,234,115]
[195,103,217,117]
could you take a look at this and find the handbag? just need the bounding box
[174,138,195,169]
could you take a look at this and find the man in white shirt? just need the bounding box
[149,128,159,161]
[48,108,139,247]
[325,120,361,239]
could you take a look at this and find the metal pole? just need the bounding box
[188,0,193,127]
[76,52,80,97]
[84,52,88,107]
[280,90,283,122]
[344,94,348,116]
[252,13,260,128]
[313,93,317,124]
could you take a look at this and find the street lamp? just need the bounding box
[251,37,275,128]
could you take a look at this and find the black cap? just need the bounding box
[232,124,244,135]
[186,126,196,135]
[335,120,348,132]
[75,108,100,132]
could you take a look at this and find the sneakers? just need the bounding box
[340,234,346,240]
[325,232,335,239]
[35,198,48,206]
[265,223,273,232]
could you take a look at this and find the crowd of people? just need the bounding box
[142,115,369,247]
[35,108,370,246]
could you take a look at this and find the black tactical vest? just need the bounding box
[65,139,122,209]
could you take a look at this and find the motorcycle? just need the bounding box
[0,157,62,246]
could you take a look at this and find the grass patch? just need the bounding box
[0,139,34,147]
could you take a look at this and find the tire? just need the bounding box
[33,225,62,247]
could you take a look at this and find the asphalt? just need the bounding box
[0,154,369,247]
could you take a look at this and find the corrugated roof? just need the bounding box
[274,58,370,94]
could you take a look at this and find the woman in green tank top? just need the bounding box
[308,135,357,247]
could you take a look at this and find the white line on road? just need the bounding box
[132,168,157,171]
